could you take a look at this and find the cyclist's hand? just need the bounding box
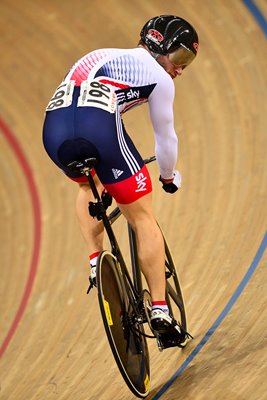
[159,170,182,193]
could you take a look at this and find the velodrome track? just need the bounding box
[0,1,266,399]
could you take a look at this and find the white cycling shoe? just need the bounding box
[150,308,182,336]
[90,265,97,285]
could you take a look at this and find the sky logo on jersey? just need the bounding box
[117,89,140,103]
[135,172,147,192]
[126,89,140,100]
[116,84,156,108]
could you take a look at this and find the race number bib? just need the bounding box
[46,80,75,111]
[78,79,117,113]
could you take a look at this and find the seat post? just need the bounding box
[67,158,101,201]
[83,168,101,202]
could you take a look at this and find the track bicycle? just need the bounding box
[68,156,192,398]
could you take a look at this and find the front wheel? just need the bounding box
[97,251,150,398]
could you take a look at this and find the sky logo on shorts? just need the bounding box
[135,172,147,192]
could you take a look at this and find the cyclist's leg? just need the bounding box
[43,97,105,259]
[82,109,166,301]
[118,194,166,302]
[94,113,184,336]
[76,177,105,256]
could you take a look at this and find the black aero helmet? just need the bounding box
[140,15,199,68]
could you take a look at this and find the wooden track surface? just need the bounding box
[0,1,266,399]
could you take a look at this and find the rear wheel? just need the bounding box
[97,251,150,398]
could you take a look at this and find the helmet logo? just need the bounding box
[193,42,199,52]
[147,29,164,45]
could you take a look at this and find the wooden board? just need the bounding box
[0,1,266,399]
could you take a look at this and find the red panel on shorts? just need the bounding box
[104,165,152,204]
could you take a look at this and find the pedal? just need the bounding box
[87,277,97,294]
[156,329,193,351]
[87,282,94,294]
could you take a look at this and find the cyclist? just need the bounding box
[43,15,199,340]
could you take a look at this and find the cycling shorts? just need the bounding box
[42,86,152,204]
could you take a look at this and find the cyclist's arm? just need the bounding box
[148,76,178,180]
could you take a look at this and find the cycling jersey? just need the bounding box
[43,47,178,203]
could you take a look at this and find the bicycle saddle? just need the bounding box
[67,157,98,172]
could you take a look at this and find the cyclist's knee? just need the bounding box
[118,195,156,230]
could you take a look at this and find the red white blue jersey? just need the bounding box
[63,47,178,179]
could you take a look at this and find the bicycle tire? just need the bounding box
[97,251,150,398]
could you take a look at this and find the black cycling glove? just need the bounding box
[159,170,182,194]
